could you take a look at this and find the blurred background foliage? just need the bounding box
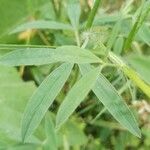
[0,0,150,149]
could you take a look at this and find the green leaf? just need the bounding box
[0,0,28,36]
[137,24,150,46]
[0,46,101,66]
[10,20,73,34]
[124,1,150,50]
[22,63,73,142]
[8,144,40,150]
[127,55,150,85]
[56,66,100,129]
[86,0,102,29]
[107,19,122,50]
[44,114,58,150]
[0,65,41,147]
[0,0,53,37]
[113,36,124,55]
[123,66,150,99]
[79,64,141,138]
[93,13,120,25]
[63,120,87,146]
[67,0,81,29]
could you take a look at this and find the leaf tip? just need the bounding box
[134,128,142,138]
[21,129,27,143]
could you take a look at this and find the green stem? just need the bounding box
[52,0,59,18]
[63,135,69,150]
[0,44,56,49]
[86,0,102,29]
[108,51,150,99]
[69,64,79,88]
[91,107,106,124]
[75,30,80,46]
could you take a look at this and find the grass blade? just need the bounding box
[86,0,102,29]
[56,66,100,129]
[79,64,141,138]
[22,63,73,142]
[0,46,102,66]
[124,1,150,51]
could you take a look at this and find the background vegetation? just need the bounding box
[0,0,150,149]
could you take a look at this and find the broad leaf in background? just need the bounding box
[0,65,41,149]
[67,0,81,29]
[10,20,73,34]
[22,63,73,142]
[44,114,57,150]
[137,24,150,46]
[0,0,53,37]
[0,0,27,36]
[56,67,100,129]
[44,115,87,149]
[127,55,150,85]
[63,119,87,146]
[7,144,40,150]
[0,46,101,66]
[93,12,120,25]
[79,64,141,137]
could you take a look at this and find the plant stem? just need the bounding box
[37,30,51,45]
[118,80,131,95]
[63,135,69,150]
[86,0,102,29]
[69,64,79,88]
[75,30,80,46]
[91,107,106,124]
[52,0,59,18]
[19,32,31,77]
[108,51,150,99]
[0,44,56,49]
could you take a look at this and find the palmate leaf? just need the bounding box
[0,46,101,66]
[79,64,141,138]
[22,63,73,142]
[10,20,73,34]
[56,66,100,129]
